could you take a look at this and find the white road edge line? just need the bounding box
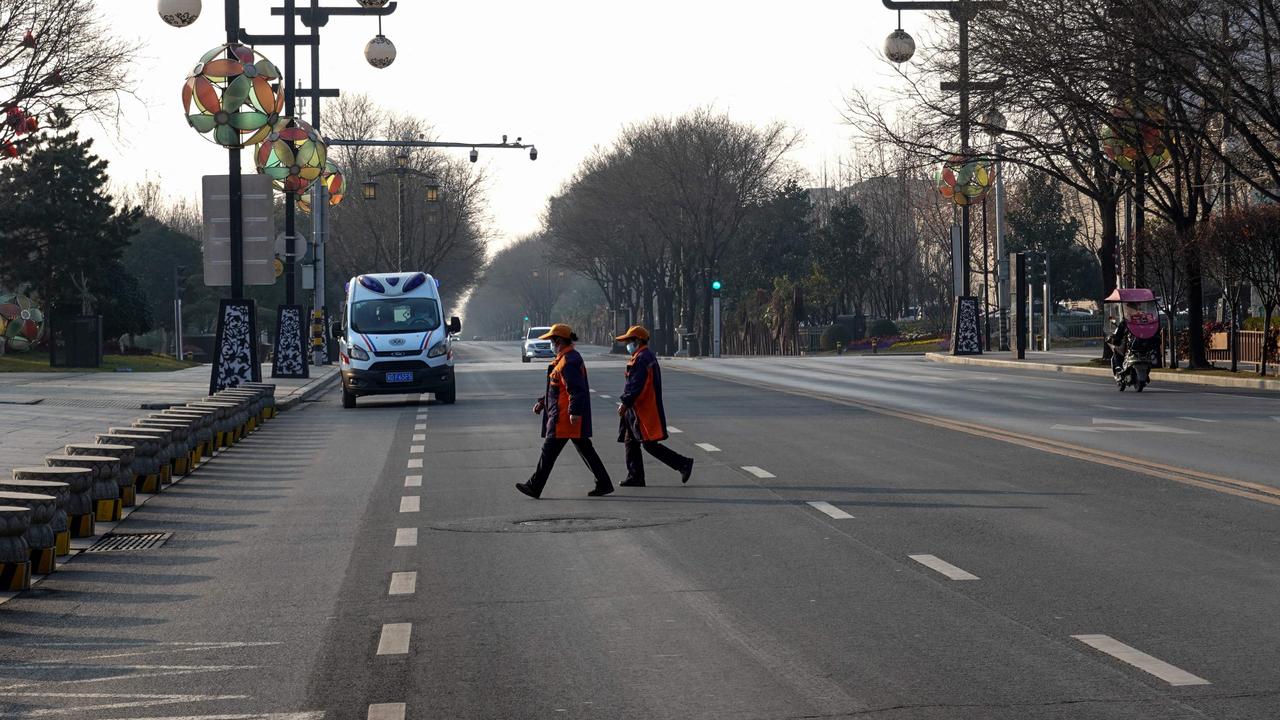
[399,496,420,513]
[394,528,417,547]
[667,426,683,434]
[807,501,854,520]
[741,466,775,478]
[407,458,422,469]
[1072,634,1210,686]
[368,703,407,720]
[695,443,720,453]
[908,554,979,581]
[389,572,417,596]
[404,475,422,488]
[376,623,412,656]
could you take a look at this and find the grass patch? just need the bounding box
[0,351,199,373]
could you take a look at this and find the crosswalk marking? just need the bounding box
[807,501,854,519]
[667,426,683,434]
[368,704,407,720]
[695,443,720,453]
[1072,635,1209,686]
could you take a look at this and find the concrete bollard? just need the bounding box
[15,466,92,538]
[0,506,32,591]
[5,472,73,556]
[216,387,269,430]
[67,442,138,508]
[106,429,171,490]
[240,382,278,421]
[134,419,194,476]
[207,395,254,440]
[189,401,240,448]
[158,409,216,463]
[46,454,122,523]
[0,491,58,575]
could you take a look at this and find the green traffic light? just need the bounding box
[711,280,722,291]
[523,316,529,321]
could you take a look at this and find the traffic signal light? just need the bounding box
[711,279,722,297]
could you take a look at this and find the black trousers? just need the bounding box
[624,435,691,483]
[529,437,612,491]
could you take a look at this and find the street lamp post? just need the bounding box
[361,154,441,272]
[882,0,1005,355]
[982,105,1010,351]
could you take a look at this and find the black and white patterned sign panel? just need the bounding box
[951,296,983,356]
[271,304,309,379]
[209,299,261,394]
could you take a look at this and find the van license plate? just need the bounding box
[385,371,414,383]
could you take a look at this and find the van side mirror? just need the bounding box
[448,316,461,334]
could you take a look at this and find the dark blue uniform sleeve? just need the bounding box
[619,353,651,407]
[563,354,590,417]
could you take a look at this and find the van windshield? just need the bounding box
[351,298,441,335]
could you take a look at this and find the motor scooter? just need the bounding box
[1104,288,1161,392]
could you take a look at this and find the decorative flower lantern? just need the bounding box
[254,117,327,195]
[158,0,201,28]
[365,34,396,68]
[182,43,282,149]
[296,160,347,213]
[1101,100,1171,172]
[0,292,45,352]
[936,154,993,206]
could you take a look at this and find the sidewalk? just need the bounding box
[925,350,1280,392]
[0,364,338,473]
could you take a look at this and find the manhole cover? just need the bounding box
[429,513,703,534]
[85,532,172,553]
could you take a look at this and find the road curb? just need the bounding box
[276,369,340,412]
[924,352,1280,391]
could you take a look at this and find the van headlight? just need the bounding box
[349,345,370,361]
[426,341,447,358]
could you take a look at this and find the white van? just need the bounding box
[334,272,461,408]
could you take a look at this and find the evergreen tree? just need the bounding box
[1006,172,1101,307]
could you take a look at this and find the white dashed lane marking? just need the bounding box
[599,394,610,399]
[667,426,683,434]
[807,501,854,519]
[412,434,426,442]
[695,443,720,453]
[1072,635,1210,686]
[369,703,407,720]
[377,623,412,655]
[407,458,422,469]
[742,466,775,478]
[414,423,426,430]
[389,572,417,595]
[404,475,422,488]
[909,554,979,580]
[400,496,420,513]
[394,528,417,547]
[410,445,424,454]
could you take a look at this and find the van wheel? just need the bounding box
[342,388,356,408]
[437,383,456,405]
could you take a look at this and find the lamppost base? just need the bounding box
[951,295,983,356]
[271,304,310,379]
[210,299,262,394]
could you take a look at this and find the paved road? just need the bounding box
[1,343,1276,718]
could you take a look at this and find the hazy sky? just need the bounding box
[87,1,929,252]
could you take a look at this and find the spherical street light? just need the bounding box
[158,0,201,28]
[364,34,396,69]
[884,28,916,64]
[356,0,390,6]
[982,107,1007,137]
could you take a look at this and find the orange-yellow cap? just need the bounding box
[615,325,650,342]
[537,323,574,340]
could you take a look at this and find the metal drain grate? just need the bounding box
[85,532,172,553]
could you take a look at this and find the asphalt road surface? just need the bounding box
[2,343,1277,719]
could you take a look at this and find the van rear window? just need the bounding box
[351,298,440,334]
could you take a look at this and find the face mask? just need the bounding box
[626,342,638,354]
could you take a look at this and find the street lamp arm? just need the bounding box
[271,2,398,27]
[882,0,1005,9]
[327,138,536,151]
[367,166,438,181]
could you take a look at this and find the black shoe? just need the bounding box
[516,482,541,499]
[619,478,646,487]
[587,484,614,497]
[680,459,694,484]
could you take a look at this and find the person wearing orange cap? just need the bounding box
[615,325,693,487]
[516,323,614,498]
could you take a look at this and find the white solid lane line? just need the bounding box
[389,572,417,595]
[807,501,854,519]
[410,445,424,454]
[414,423,426,430]
[394,528,417,547]
[1072,634,1210,686]
[742,466,775,478]
[404,475,422,488]
[1178,416,1219,423]
[695,443,721,453]
[667,426,683,434]
[400,496,420,513]
[368,703,407,720]
[377,623,412,655]
[407,458,422,469]
[412,433,426,442]
[908,554,980,581]
[599,394,610,399]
